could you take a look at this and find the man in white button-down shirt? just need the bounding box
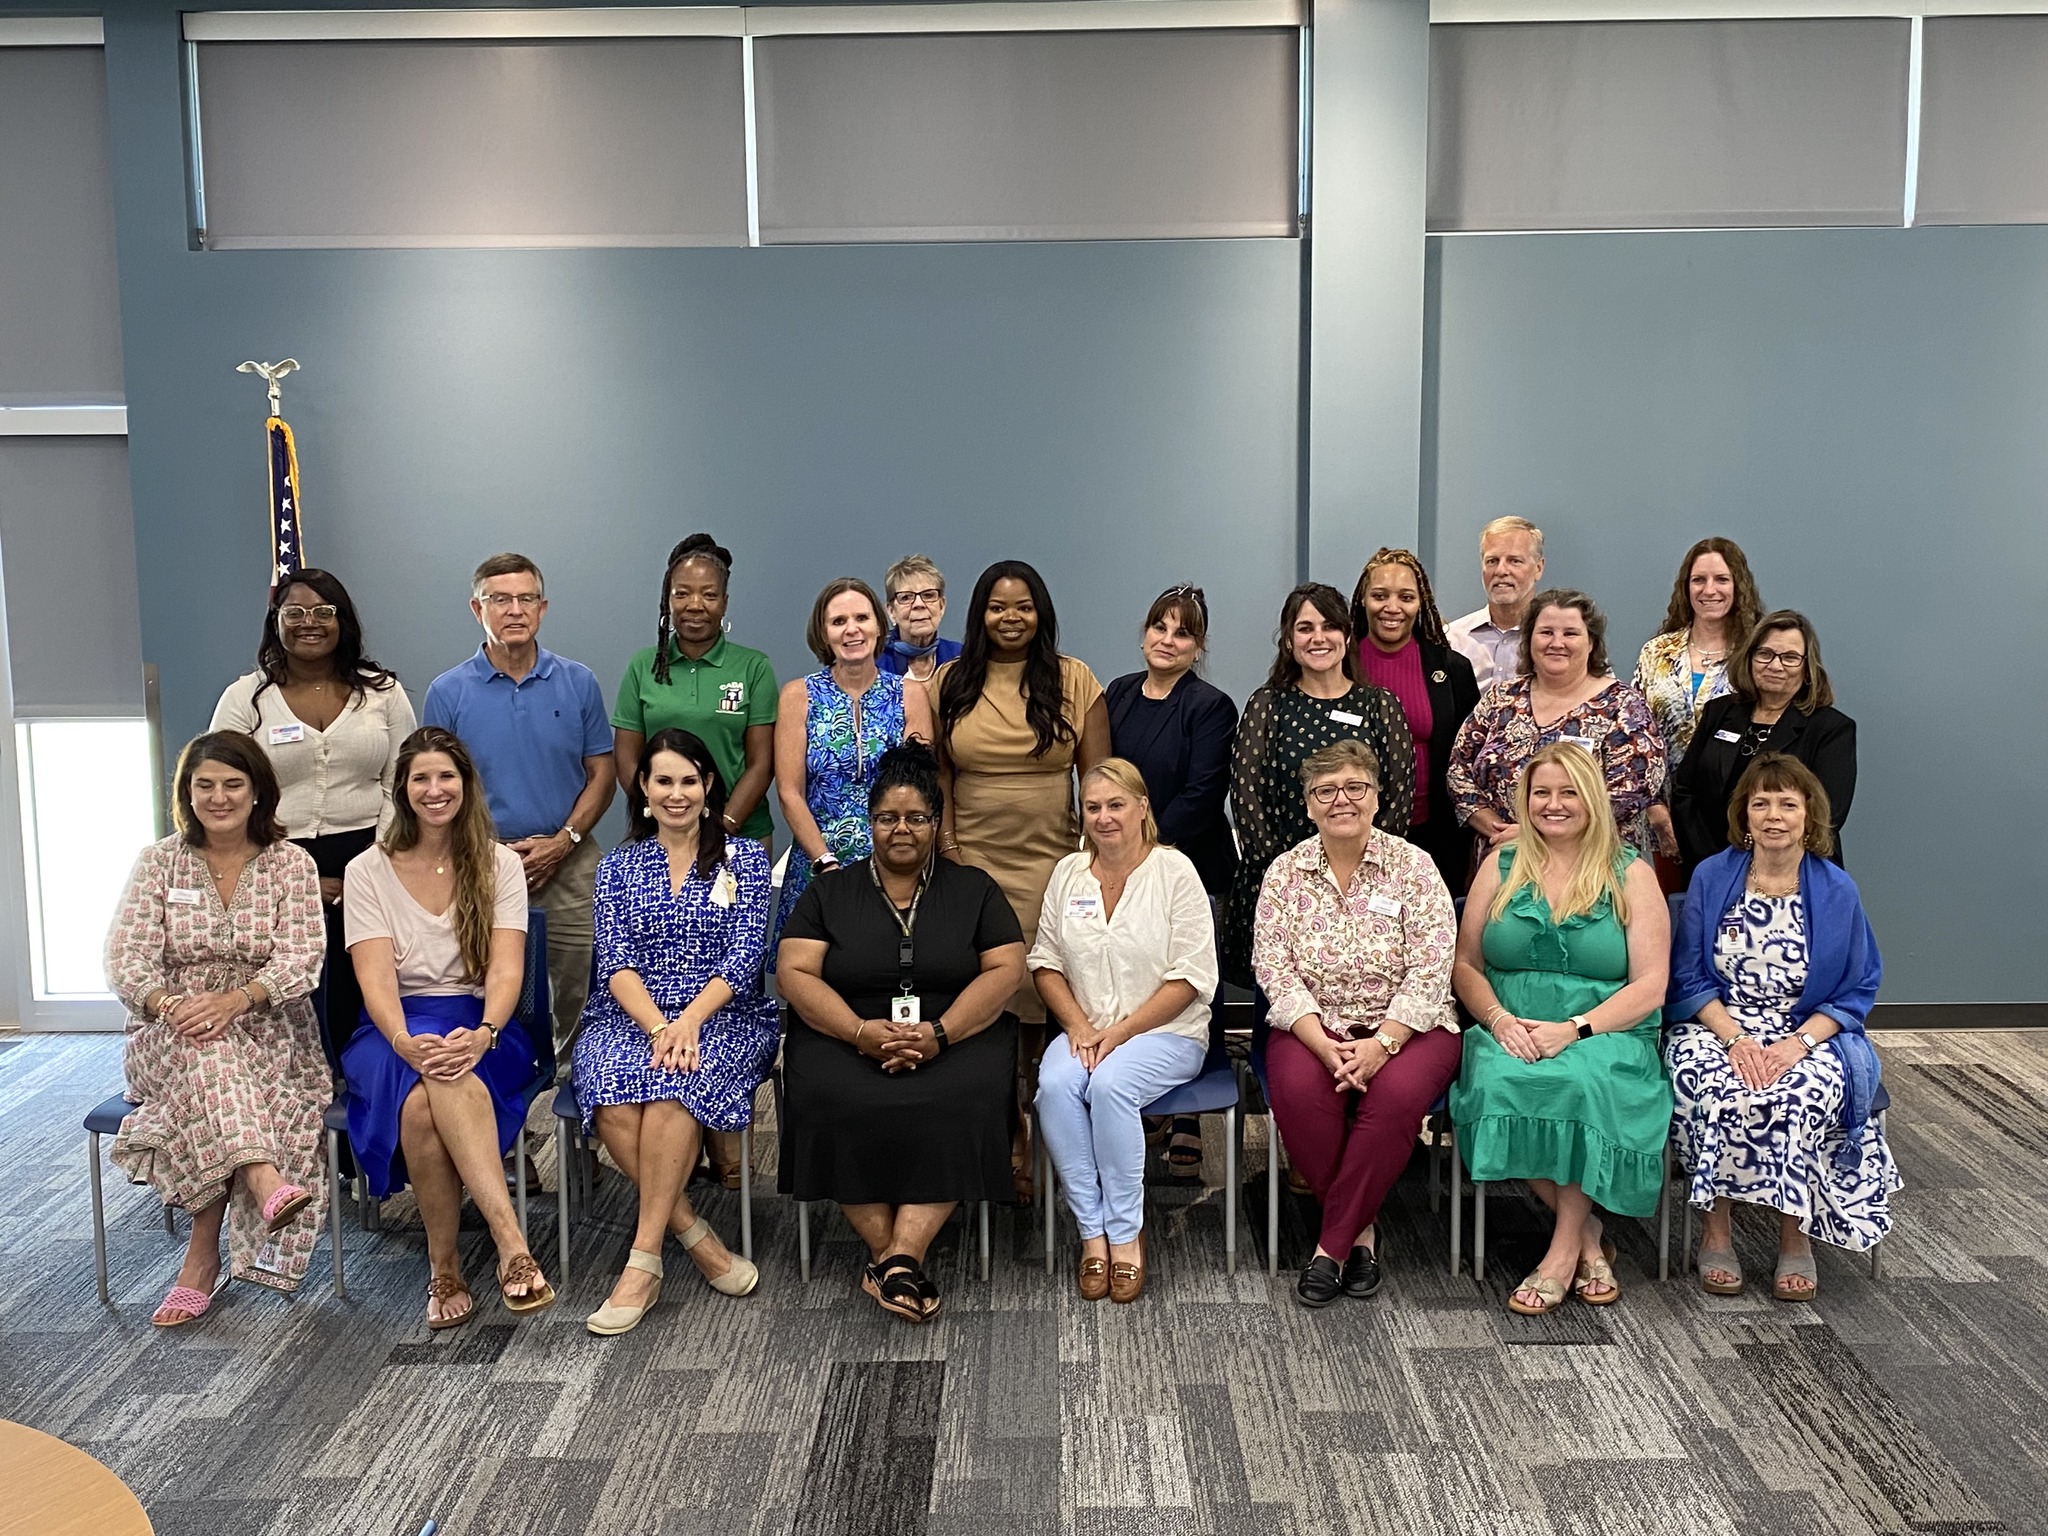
[1445,517,1547,689]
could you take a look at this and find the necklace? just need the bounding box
[1747,865,1799,897]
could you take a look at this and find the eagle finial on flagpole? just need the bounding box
[236,358,299,418]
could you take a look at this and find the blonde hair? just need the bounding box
[384,727,502,984]
[1489,742,1629,927]
[1080,758,1161,852]
[1479,515,1545,561]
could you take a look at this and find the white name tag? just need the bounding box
[1714,729,1743,743]
[1367,893,1402,918]
[268,722,306,746]
[166,887,202,906]
[1329,709,1364,726]
[1561,735,1597,754]
[1067,894,1101,920]
[891,993,922,1024]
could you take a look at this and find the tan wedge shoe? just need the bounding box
[587,1249,663,1336]
[679,1216,759,1297]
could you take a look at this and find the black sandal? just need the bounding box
[1167,1116,1203,1177]
[911,1261,942,1323]
[861,1253,927,1323]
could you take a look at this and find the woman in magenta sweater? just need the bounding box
[1350,549,1482,894]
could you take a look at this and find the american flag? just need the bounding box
[267,414,305,594]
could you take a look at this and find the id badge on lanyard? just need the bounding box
[879,866,925,1023]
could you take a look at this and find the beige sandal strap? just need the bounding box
[625,1249,665,1278]
[677,1217,712,1251]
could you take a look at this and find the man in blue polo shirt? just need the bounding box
[423,552,615,1054]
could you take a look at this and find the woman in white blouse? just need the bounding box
[213,569,415,1067]
[1030,758,1217,1304]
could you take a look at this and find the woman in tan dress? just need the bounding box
[106,731,329,1326]
[936,561,1109,1196]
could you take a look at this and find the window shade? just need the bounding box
[1427,19,1910,233]
[1916,17,2048,227]
[0,437,144,716]
[753,29,1300,243]
[195,38,750,248]
[0,47,123,404]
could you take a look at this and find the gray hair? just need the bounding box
[1479,516,1545,562]
[883,554,945,601]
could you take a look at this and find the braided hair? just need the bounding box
[650,533,733,686]
[1350,547,1449,649]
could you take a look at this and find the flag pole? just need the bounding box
[236,359,305,592]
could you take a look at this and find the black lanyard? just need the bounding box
[869,861,928,995]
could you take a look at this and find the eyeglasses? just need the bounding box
[479,592,544,611]
[889,588,943,609]
[1308,780,1377,805]
[1752,648,1806,670]
[276,604,338,623]
[871,811,935,829]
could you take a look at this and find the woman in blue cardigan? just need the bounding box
[1665,754,1899,1301]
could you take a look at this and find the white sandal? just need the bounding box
[586,1249,663,1336]
[679,1217,759,1297]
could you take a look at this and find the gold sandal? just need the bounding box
[1574,1241,1621,1306]
[1507,1270,1568,1315]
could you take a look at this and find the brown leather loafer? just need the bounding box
[1109,1236,1146,1304]
[1077,1255,1110,1302]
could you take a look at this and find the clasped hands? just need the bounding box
[161,990,250,1042]
[394,1026,490,1081]
[1318,1031,1390,1092]
[856,1019,939,1073]
[650,1013,703,1074]
[1063,1019,1129,1073]
[1726,1032,1807,1090]
[1488,1014,1580,1063]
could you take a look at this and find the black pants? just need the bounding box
[294,826,378,1075]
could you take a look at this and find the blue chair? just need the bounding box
[84,1092,177,1304]
[324,908,558,1299]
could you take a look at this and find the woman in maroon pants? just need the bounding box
[1252,739,1462,1308]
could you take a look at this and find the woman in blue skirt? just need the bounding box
[343,726,553,1330]
[574,728,779,1334]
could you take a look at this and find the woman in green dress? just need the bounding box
[1450,741,1671,1316]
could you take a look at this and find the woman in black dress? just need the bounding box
[1670,611,1856,877]
[777,742,1028,1324]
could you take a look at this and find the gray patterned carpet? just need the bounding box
[3,1029,2045,1536]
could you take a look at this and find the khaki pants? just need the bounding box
[533,833,600,1064]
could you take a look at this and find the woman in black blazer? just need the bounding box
[1103,585,1240,896]
[1671,610,1856,876]
[1350,550,1482,893]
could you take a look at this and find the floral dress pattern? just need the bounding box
[1664,892,1901,1250]
[1222,682,1414,986]
[776,668,909,932]
[1632,629,1731,782]
[105,836,330,1292]
[572,835,781,1133]
[1446,677,1666,856]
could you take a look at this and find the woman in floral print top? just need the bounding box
[1447,590,1666,857]
[105,732,329,1325]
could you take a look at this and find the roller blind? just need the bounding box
[753,29,1300,243]
[1427,19,1910,233]
[0,437,145,716]
[0,47,123,404]
[195,38,750,248]
[1916,17,2048,227]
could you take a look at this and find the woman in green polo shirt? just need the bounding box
[614,533,779,846]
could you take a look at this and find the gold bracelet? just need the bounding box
[854,1019,873,1050]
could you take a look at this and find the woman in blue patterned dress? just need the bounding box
[774,578,935,930]
[573,728,779,1334]
[1666,754,1897,1301]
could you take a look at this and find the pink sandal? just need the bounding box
[152,1285,215,1328]
[261,1183,313,1233]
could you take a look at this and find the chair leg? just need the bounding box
[327,1126,348,1301]
[556,1120,572,1288]
[1448,1136,1463,1278]
[1473,1180,1487,1282]
[979,1200,991,1282]
[1658,1141,1673,1283]
[739,1125,754,1263]
[798,1201,812,1283]
[1682,1196,1695,1275]
[1869,1242,1882,1281]
[1266,1118,1280,1279]
[515,1129,530,1244]
[89,1131,109,1306]
[163,1203,176,1234]
[1224,1106,1238,1277]
[1041,1136,1055,1275]
[1429,1128,1442,1213]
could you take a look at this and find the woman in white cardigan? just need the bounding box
[1030,758,1217,1304]
[212,569,414,1068]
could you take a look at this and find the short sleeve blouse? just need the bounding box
[344,842,528,997]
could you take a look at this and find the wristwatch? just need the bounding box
[930,1019,951,1052]
[1796,1029,1820,1054]
[1571,1015,1594,1040]
[561,823,583,846]
[1372,1029,1403,1057]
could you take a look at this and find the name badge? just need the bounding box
[891,993,922,1024]
[1561,735,1597,754]
[709,869,738,907]
[1714,729,1743,743]
[1329,709,1364,727]
[166,887,203,906]
[1067,894,1101,921]
[1367,893,1402,918]
[268,722,306,746]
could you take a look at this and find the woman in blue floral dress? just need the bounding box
[1666,754,1897,1301]
[774,578,934,931]
[573,729,780,1333]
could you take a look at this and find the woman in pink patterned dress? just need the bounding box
[106,731,330,1326]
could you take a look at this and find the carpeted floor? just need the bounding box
[2,1029,2045,1536]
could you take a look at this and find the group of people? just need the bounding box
[102,519,1892,1332]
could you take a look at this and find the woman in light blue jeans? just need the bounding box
[1031,758,1217,1304]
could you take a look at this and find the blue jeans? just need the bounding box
[1035,1031,1208,1244]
